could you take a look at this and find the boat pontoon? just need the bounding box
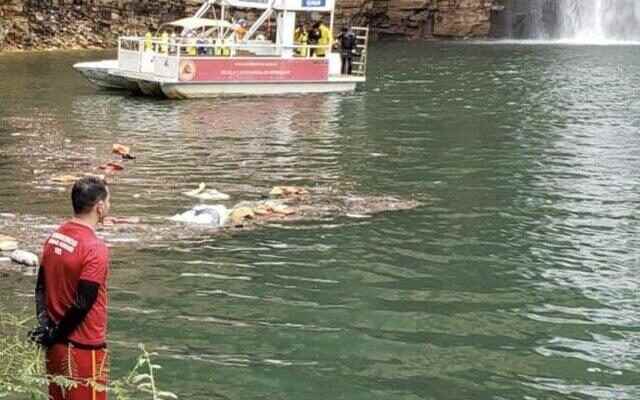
[73,0,369,99]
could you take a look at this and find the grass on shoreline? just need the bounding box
[0,309,177,399]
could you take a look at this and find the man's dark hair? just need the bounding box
[71,176,108,215]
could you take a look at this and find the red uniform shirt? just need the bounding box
[41,221,110,347]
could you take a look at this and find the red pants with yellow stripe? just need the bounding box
[46,343,109,400]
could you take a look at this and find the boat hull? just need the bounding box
[76,59,364,99]
[161,81,358,99]
[73,61,138,91]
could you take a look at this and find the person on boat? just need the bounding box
[213,37,231,57]
[308,22,321,57]
[160,31,169,54]
[206,36,215,56]
[169,32,177,55]
[31,176,112,400]
[294,23,309,57]
[338,26,357,74]
[144,31,153,52]
[197,36,208,56]
[186,32,197,56]
[233,19,248,42]
[317,21,332,58]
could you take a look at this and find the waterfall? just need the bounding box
[559,0,640,42]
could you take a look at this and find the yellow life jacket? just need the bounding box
[214,40,230,57]
[160,32,169,54]
[144,32,153,51]
[187,38,197,56]
[223,40,231,57]
[317,24,332,57]
[294,29,308,56]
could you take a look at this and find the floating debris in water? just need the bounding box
[183,183,230,201]
[269,186,308,198]
[346,213,371,219]
[50,174,79,184]
[169,205,229,227]
[0,234,19,252]
[9,249,39,267]
[112,143,136,160]
[228,207,255,226]
[103,216,141,225]
[0,185,423,275]
[98,162,124,174]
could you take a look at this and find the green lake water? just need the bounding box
[1,42,639,399]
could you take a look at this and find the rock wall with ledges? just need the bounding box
[0,0,497,51]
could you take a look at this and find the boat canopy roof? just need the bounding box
[219,0,335,12]
[167,17,232,31]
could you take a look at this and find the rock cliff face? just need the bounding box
[338,0,495,39]
[0,0,496,51]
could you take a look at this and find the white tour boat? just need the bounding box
[73,0,369,99]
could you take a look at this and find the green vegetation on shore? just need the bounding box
[0,309,177,399]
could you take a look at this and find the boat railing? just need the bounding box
[350,27,370,77]
[117,27,370,79]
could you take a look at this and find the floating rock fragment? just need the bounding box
[99,162,124,174]
[229,207,255,226]
[253,204,272,216]
[270,186,308,198]
[83,173,106,181]
[9,250,39,267]
[50,174,79,184]
[112,144,135,159]
[346,213,371,219]
[169,205,229,227]
[0,235,19,252]
[183,183,230,201]
[230,200,298,219]
[270,204,296,215]
[103,216,141,226]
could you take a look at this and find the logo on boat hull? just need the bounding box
[180,61,197,81]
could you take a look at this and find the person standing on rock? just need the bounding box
[31,176,111,400]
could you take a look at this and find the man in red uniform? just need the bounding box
[32,176,111,400]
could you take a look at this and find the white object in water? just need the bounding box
[0,239,18,252]
[169,205,229,227]
[183,183,230,201]
[10,250,39,267]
